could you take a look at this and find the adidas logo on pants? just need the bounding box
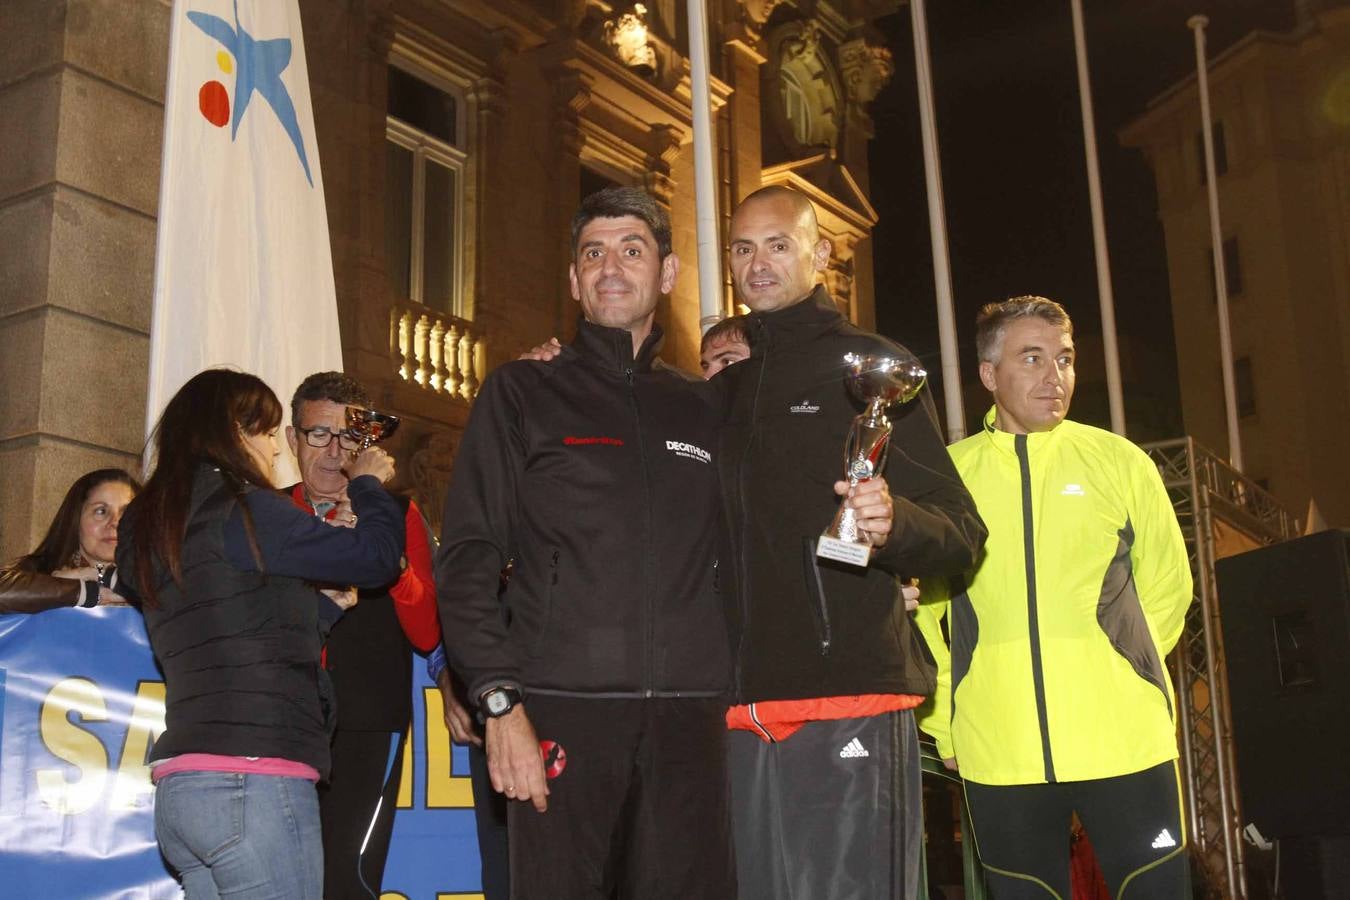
[839,737,869,759]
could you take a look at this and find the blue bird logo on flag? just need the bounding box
[187,0,314,185]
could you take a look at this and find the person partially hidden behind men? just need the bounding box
[915,296,1193,898]
[700,314,751,378]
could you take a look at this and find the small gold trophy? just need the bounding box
[344,405,401,455]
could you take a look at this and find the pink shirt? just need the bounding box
[151,753,320,783]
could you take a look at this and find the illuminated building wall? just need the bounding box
[0,0,900,558]
[1120,6,1350,525]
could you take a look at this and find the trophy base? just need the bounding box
[817,535,871,568]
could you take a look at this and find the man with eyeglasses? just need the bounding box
[286,371,441,900]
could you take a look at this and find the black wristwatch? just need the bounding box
[480,686,524,719]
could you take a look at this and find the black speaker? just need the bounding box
[1215,530,1350,841]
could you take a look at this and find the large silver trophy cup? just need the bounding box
[817,352,927,568]
[344,405,401,455]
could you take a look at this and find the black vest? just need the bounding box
[143,468,333,777]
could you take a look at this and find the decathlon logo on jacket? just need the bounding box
[666,440,712,464]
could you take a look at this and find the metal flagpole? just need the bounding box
[1189,14,1244,471]
[1070,0,1126,436]
[910,0,965,441]
[686,0,723,331]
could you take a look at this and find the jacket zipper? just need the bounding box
[532,549,560,657]
[733,320,770,701]
[1016,434,1057,783]
[801,537,833,655]
[627,366,656,698]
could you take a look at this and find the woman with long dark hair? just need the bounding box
[116,369,405,899]
[0,468,140,612]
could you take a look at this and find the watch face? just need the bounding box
[486,690,510,716]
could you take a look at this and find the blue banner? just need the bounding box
[0,608,483,899]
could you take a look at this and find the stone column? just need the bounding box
[549,65,591,339]
[304,0,395,394]
[0,0,169,560]
[466,71,510,371]
[723,1,771,206]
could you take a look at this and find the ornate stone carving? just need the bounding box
[551,68,593,157]
[782,21,821,66]
[731,0,787,45]
[641,124,682,206]
[603,4,658,76]
[471,75,508,117]
[648,123,683,168]
[827,256,854,313]
[770,20,841,151]
[408,428,459,536]
[838,38,894,106]
[366,7,396,58]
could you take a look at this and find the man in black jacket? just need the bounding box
[717,186,986,900]
[435,188,735,898]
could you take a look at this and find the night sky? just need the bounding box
[868,0,1297,440]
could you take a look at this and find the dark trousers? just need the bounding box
[318,729,406,900]
[468,740,510,900]
[508,696,735,900]
[964,759,1189,899]
[727,709,923,900]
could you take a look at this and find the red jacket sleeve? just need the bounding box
[389,500,441,652]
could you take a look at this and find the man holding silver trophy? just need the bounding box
[471,186,979,897]
[716,187,986,900]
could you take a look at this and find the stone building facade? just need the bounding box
[1119,5,1350,526]
[0,0,898,559]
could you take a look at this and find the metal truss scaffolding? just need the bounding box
[1141,438,1300,899]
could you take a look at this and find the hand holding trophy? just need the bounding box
[817,352,927,568]
[343,405,400,484]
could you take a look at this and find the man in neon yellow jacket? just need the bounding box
[917,297,1193,898]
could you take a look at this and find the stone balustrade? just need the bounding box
[390,302,484,401]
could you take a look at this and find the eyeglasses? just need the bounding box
[296,426,361,451]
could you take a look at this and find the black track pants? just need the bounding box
[728,710,923,900]
[507,696,735,900]
[319,729,406,900]
[468,740,510,900]
[964,759,1189,899]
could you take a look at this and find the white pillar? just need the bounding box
[1189,15,1243,471]
[1071,0,1126,436]
[910,0,965,441]
[686,0,723,331]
